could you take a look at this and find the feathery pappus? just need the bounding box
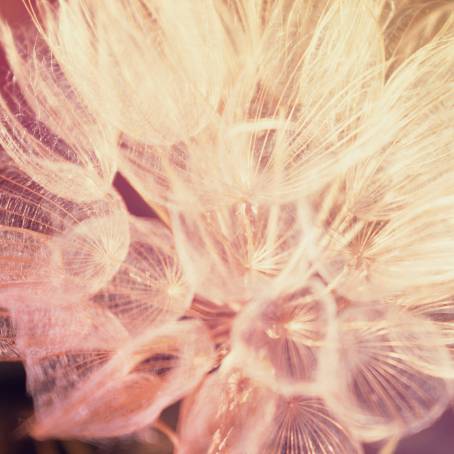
[0,1,453,453]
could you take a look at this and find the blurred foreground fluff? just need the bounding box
[0,0,453,452]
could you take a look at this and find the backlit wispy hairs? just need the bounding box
[0,0,453,452]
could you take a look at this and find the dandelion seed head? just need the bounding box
[0,0,453,452]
